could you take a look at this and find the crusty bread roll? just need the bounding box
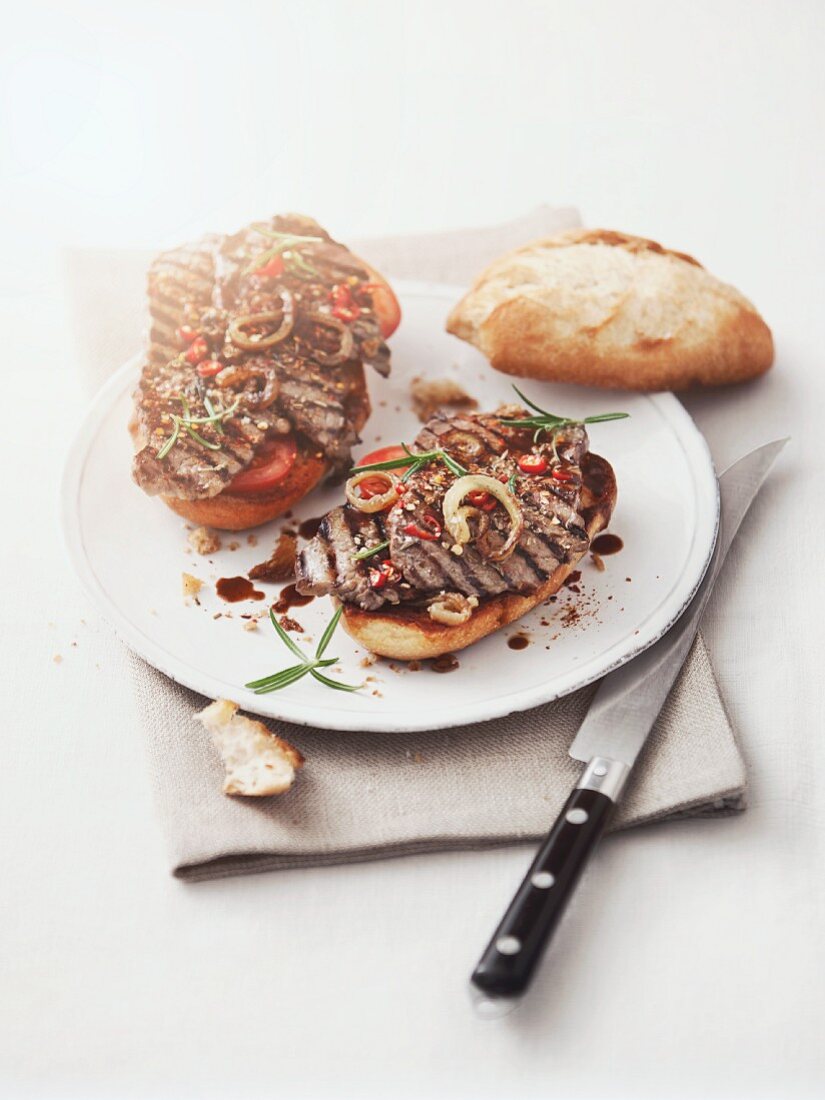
[446,229,774,391]
[340,453,616,660]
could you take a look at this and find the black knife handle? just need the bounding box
[471,757,629,999]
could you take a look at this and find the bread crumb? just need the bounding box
[189,526,221,555]
[278,614,303,633]
[410,376,478,422]
[182,572,203,599]
[360,654,377,668]
[195,699,304,797]
[53,654,62,664]
[243,619,258,632]
[228,540,240,551]
[247,534,258,547]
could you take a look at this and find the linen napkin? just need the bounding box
[65,206,747,881]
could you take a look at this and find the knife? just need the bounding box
[471,439,787,1001]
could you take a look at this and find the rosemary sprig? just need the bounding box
[500,386,629,443]
[285,249,321,279]
[244,606,362,695]
[352,539,390,562]
[156,395,240,460]
[350,445,468,483]
[244,226,324,276]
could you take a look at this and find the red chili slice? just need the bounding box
[467,490,497,512]
[552,467,576,482]
[403,515,442,541]
[176,325,199,345]
[254,256,285,278]
[185,336,209,365]
[518,454,548,475]
[369,561,401,588]
[358,474,395,501]
[196,359,223,378]
[330,283,360,323]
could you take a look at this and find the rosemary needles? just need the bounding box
[245,606,362,694]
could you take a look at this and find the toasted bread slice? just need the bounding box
[340,453,617,659]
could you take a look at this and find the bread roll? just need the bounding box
[446,229,773,390]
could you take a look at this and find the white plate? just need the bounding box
[62,281,718,733]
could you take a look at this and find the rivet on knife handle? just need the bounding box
[471,757,629,999]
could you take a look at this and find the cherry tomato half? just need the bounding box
[254,256,285,278]
[228,436,298,495]
[361,266,401,338]
[357,444,410,468]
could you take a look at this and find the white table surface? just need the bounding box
[2,3,824,1097]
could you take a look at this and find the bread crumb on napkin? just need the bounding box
[195,699,304,797]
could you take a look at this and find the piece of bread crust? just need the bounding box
[195,699,304,797]
[446,228,773,391]
[340,453,617,660]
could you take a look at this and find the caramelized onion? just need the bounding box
[428,592,479,626]
[227,291,294,350]
[442,474,523,562]
[215,365,280,408]
[305,311,355,366]
[345,469,400,513]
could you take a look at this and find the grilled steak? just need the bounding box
[295,407,593,611]
[133,214,393,500]
[147,235,220,370]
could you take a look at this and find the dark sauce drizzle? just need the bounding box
[273,584,315,613]
[591,533,623,556]
[431,653,459,673]
[298,516,324,540]
[216,576,265,603]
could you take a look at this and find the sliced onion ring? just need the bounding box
[215,365,280,408]
[345,469,400,513]
[428,592,478,626]
[227,291,294,350]
[305,311,355,367]
[442,474,523,562]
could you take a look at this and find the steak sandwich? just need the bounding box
[295,399,623,658]
[131,214,401,530]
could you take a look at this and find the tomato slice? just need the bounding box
[358,444,409,467]
[362,266,402,339]
[228,436,298,494]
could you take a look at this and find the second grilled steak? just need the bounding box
[295,408,593,610]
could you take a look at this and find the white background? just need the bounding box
[1,2,824,1098]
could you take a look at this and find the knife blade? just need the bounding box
[471,438,787,1001]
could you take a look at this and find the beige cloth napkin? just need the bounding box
[65,206,747,882]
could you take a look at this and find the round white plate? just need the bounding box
[62,280,718,733]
